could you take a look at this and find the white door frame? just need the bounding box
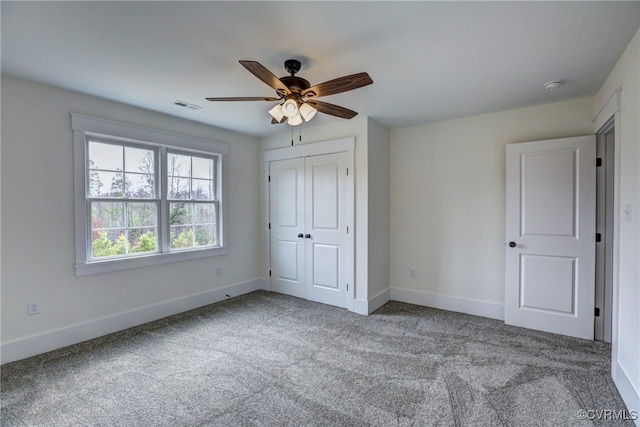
[592,90,634,410]
[595,120,615,342]
[263,137,355,311]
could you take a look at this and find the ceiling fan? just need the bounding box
[206,59,373,126]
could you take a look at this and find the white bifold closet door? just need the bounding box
[269,152,350,308]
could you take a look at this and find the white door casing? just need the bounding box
[505,135,596,340]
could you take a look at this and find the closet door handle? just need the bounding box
[297,233,304,238]
[305,234,312,239]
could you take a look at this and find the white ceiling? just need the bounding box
[2,1,639,137]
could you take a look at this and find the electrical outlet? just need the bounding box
[410,268,416,278]
[216,267,222,277]
[28,301,40,315]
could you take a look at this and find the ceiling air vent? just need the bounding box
[171,100,202,111]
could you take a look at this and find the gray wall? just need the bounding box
[1,75,263,361]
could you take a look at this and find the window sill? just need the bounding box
[75,246,229,276]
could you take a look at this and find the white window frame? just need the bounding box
[72,114,228,276]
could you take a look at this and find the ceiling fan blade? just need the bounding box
[306,100,358,119]
[206,96,280,102]
[271,116,287,124]
[239,60,291,96]
[302,72,373,98]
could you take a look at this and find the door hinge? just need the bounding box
[346,167,349,176]
[595,307,600,317]
[268,223,271,230]
[596,158,603,167]
[268,175,271,182]
[346,283,349,291]
[596,233,601,242]
[346,226,349,234]
[269,270,272,277]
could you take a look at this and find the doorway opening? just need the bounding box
[595,118,615,342]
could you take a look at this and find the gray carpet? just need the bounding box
[1,291,633,426]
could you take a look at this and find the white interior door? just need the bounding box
[305,153,349,308]
[505,135,596,339]
[269,158,305,298]
[269,152,350,309]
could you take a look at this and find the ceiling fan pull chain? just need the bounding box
[299,124,302,144]
[291,126,294,146]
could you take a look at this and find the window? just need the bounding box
[73,114,228,275]
[88,140,159,259]
[166,152,218,250]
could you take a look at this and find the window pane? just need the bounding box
[109,172,126,197]
[92,228,127,258]
[192,179,214,200]
[195,224,216,246]
[169,203,191,225]
[88,141,122,171]
[168,202,217,251]
[92,202,124,228]
[193,203,216,224]
[128,228,157,254]
[168,177,189,199]
[170,226,193,249]
[128,203,157,227]
[168,153,191,178]
[126,173,155,198]
[90,202,160,259]
[89,171,124,197]
[88,170,105,197]
[125,147,154,174]
[192,157,214,179]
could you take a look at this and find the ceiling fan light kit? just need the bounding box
[268,104,285,122]
[299,102,317,122]
[287,113,303,126]
[206,59,373,126]
[282,98,299,118]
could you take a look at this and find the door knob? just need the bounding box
[297,233,304,238]
[305,234,311,239]
[508,241,517,248]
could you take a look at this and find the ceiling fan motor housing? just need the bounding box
[280,59,312,97]
[279,76,311,93]
[284,59,302,75]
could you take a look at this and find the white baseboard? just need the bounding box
[613,361,640,424]
[351,288,391,315]
[1,278,269,365]
[390,287,505,321]
[369,288,391,314]
[352,298,369,315]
